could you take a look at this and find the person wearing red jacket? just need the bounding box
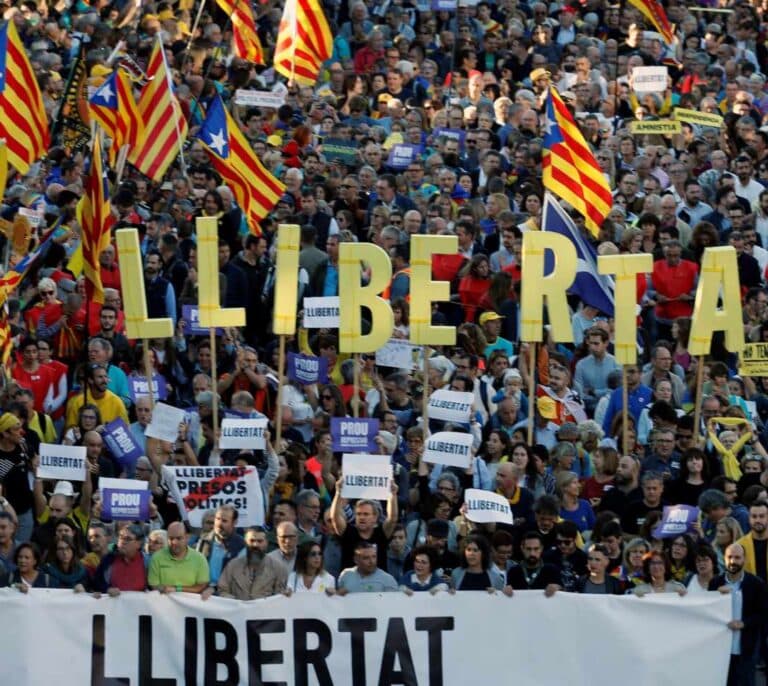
[649,241,698,341]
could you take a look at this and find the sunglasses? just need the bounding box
[40,290,55,296]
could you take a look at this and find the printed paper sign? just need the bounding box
[653,505,700,538]
[322,138,359,166]
[99,477,149,492]
[739,342,768,377]
[18,207,44,228]
[303,297,340,328]
[387,144,422,170]
[219,417,267,450]
[287,352,329,385]
[673,107,724,128]
[427,389,474,423]
[102,419,143,469]
[423,431,473,468]
[341,454,392,500]
[331,418,379,453]
[37,444,87,482]
[629,120,681,135]
[101,488,150,521]
[129,374,167,402]
[162,465,264,527]
[144,402,185,443]
[631,66,668,93]
[432,127,466,152]
[375,338,423,370]
[233,89,286,108]
[181,305,224,336]
[464,488,514,525]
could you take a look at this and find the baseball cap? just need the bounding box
[479,312,504,326]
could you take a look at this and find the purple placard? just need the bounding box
[101,488,150,521]
[129,374,168,402]
[652,505,700,539]
[431,0,456,10]
[432,127,466,152]
[181,305,224,336]
[331,417,380,453]
[387,143,423,170]
[102,418,143,469]
[287,352,329,385]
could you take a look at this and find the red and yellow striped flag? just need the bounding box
[274,0,332,86]
[542,87,612,237]
[80,135,115,304]
[627,0,674,44]
[215,0,265,64]
[0,315,13,369]
[0,21,50,174]
[129,38,188,181]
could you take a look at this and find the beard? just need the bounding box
[525,555,540,567]
[726,562,743,575]
[247,548,265,564]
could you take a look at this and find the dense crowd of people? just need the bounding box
[3,0,768,682]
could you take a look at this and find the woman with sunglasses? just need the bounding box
[62,404,102,446]
[286,541,336,595]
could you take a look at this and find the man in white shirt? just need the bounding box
[734,155,764,207]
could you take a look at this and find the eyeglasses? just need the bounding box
[40,290,55,296]
[321,394,333,400]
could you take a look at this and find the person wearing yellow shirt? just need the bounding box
[735,501,768,580]
[65,364,129,431]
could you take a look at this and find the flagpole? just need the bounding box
[622,365,629,455]
[527,342,536,446]
[158,37,188,178]
[143,339,155,412]
[210,329,219,448]
[422,346,430,443]
[115,144,130,185]
[352,353,360,418]
[186,0,208,55]
[691,355,705,447]
[275,334,286,442]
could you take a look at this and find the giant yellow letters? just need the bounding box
[410,235,457,345]
[272,224,300,335]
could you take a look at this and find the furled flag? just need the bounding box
[196,96,284,235]
[0,21,50,174]
[0,313,13,370]
[89,68,144,163]
[80,135,115,304]
[215,0,264,64]
[274,0,332,86]
[542,193,614,317]
[542,87,612,238]
[627,0,674,44]
[129,38,188,181]
[51,44,90,154]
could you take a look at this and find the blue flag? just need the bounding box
[542,194,614,317]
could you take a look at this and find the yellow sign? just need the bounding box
[410,235,457,345]
[739,343,768,377]
[272,224,300,335]
[673,108,724,128]
[629,120,681,135]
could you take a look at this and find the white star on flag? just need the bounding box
[98,81,115,104]
[542,115,555,137]
[207,128,227,157]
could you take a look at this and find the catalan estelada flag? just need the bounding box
[0,227,55,309]
[542,87,612,238]
[80,135,115,304]
[627,0,674,44]
[129,38,187,181]
[274,0,332,86]
[196,96,284,235]
[89,69,144,164]
[0,21,50,174]
[215,0,264,64]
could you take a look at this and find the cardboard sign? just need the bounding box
[653,505,700,539]
[101,488,151,521]
[322,138,359,166]
[162,465,264,527]
[629,120,681,135]
[144,402,185,443]
[387,143,423,170]
[423,431,473,468]
[303,297,340,328]
[432,127,465,152]
[219,417,267,450]
[631,66,668,93]
[37,444,87,482]
[464,488,514,525]
[427,389,474,424]
[286,352,329,385]
[181,305,224,336]
[375,338,423,370]
[673,108,724,128]
[102,419,143,469]
[331,418,379,453]
[233,89,286,108]
[98,477,149,492]
[739,342,768,377]
[128,374,167,402]
[341,454,392,500]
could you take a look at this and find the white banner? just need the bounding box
[233,88,286,108]
[632,65,668,92]
[219,417,267,450]
[427,389,474,423]
[0,590,730,685]
[423,431,474,468]
[341,453,392,499]
[37,444,87,482]
[303,296,340,328]
[375,338,423,370]
[464,488,514,525]
[162,465,264,527]
[145,402,185,443]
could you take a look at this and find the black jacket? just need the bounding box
[574,574,625,595]
[709,572,768,656]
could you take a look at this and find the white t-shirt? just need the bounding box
[287,570,336,593]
